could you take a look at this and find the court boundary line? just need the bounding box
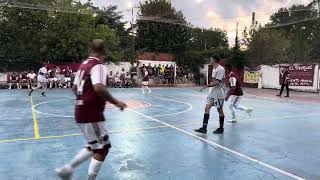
[128,108,306,180]
[29,96,40,139]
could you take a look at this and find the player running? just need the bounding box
[224,64,252,123]
[28,61,48,96]
[55,39,127,180]
[194,55,226,134]
[142,67,151,94]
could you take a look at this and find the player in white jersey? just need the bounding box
[28,61,48,96]
[195,55,226,134]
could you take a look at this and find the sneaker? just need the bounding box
[55,165,74,180]
[142,91,145,94]
[284,95,290,98]
[41,92,46,97]
[228,118,237,123]
[28,89,34,96]
[194,127,207,134]
[276,94,281,97]
[246,108,253,116]
[213,128,224,134]
[148,89,152,94]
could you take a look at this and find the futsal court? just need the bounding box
[0,88,319,180]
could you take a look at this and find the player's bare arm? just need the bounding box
[93,83,127,110]
[199,79,220,92]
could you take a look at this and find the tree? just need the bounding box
[188,27,229,51]
[136,0,191,53]
[243,26,290,65]
[0,0,123,71]
[268,4,318,62]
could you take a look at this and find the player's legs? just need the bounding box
[213,105,225,134]
[56,122,111,180]
[277,84,285,96]
[285,84,289,97]
[41,82,47,96]
[194,99,213,134]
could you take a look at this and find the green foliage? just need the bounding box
[243,27,290,65]
[244,4,319,65]
[188,28,229,51]
[136,0,191,53]
[0,1,124,71]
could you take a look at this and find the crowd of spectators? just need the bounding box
[7,66,74,89]
[137,63,193,85]
[107,68,133,88]
[6,63,194,89]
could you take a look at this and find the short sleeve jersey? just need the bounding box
[74,57,108,123]
[208,65,225,99]
[37,67,47,82]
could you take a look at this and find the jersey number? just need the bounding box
[76,70,85,95]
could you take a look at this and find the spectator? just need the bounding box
[108,71,115,87]
[19,71,28,89]
[27,70,37,89]
[63,66,73,88]
[48,67,58,88]
[120,68,126,85]
[114,72,122,87]
[10,72,20,89]
[124,72,132,88]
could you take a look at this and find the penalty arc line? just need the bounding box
[128,108,305,180]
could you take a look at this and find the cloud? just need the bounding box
[87,0,311,45]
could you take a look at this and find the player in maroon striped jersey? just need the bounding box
[225,64,252,123]
[55,39,127,180]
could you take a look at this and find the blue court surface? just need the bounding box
[0,88,320,180]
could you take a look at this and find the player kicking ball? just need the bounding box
[195,55,225,134]
[28,61,48,97]
[224,64,252,123]
[55,39,127,180]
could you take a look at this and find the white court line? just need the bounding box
[151,95,193,117]
[128,109,305,180]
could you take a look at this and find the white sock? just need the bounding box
[236,105,248,112]
[69,148,93,168]
[88,158,104,179]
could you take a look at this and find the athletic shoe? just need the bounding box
[55,165,74,180]
[148,89,152,94]
[246,108,253,116]
[41,92,46,97]
[228,118,237,123]
[284,95,290,98]
[276,94,281,97]
[194,127,207,134]
[28,89,34,96]
[142,91,145,94]
[213,128,224,134]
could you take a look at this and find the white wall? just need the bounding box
[105,62,132,74]
[260,64,319,92]
[0,73,7,82]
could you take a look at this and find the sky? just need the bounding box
[85,0,313,46]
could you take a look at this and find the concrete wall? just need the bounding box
[260,64,319,92]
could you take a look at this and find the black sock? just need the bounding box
[202,113,209,129]
[219,116,225,129]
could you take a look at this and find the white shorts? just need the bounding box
[230,96,242,106]
[206,97,224,108]
[50,77,58,82]
[37,81,47,87]
[78,122,111,150]
[142,81,149,86]
[65,77,71,82]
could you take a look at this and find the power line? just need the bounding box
[263,17,319,29]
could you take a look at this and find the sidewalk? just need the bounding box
[244,88,320,103]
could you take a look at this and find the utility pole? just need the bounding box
[235,22,239,50]
[252,12,256,27]
[318,0,320,18]
[131,7,135,56]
